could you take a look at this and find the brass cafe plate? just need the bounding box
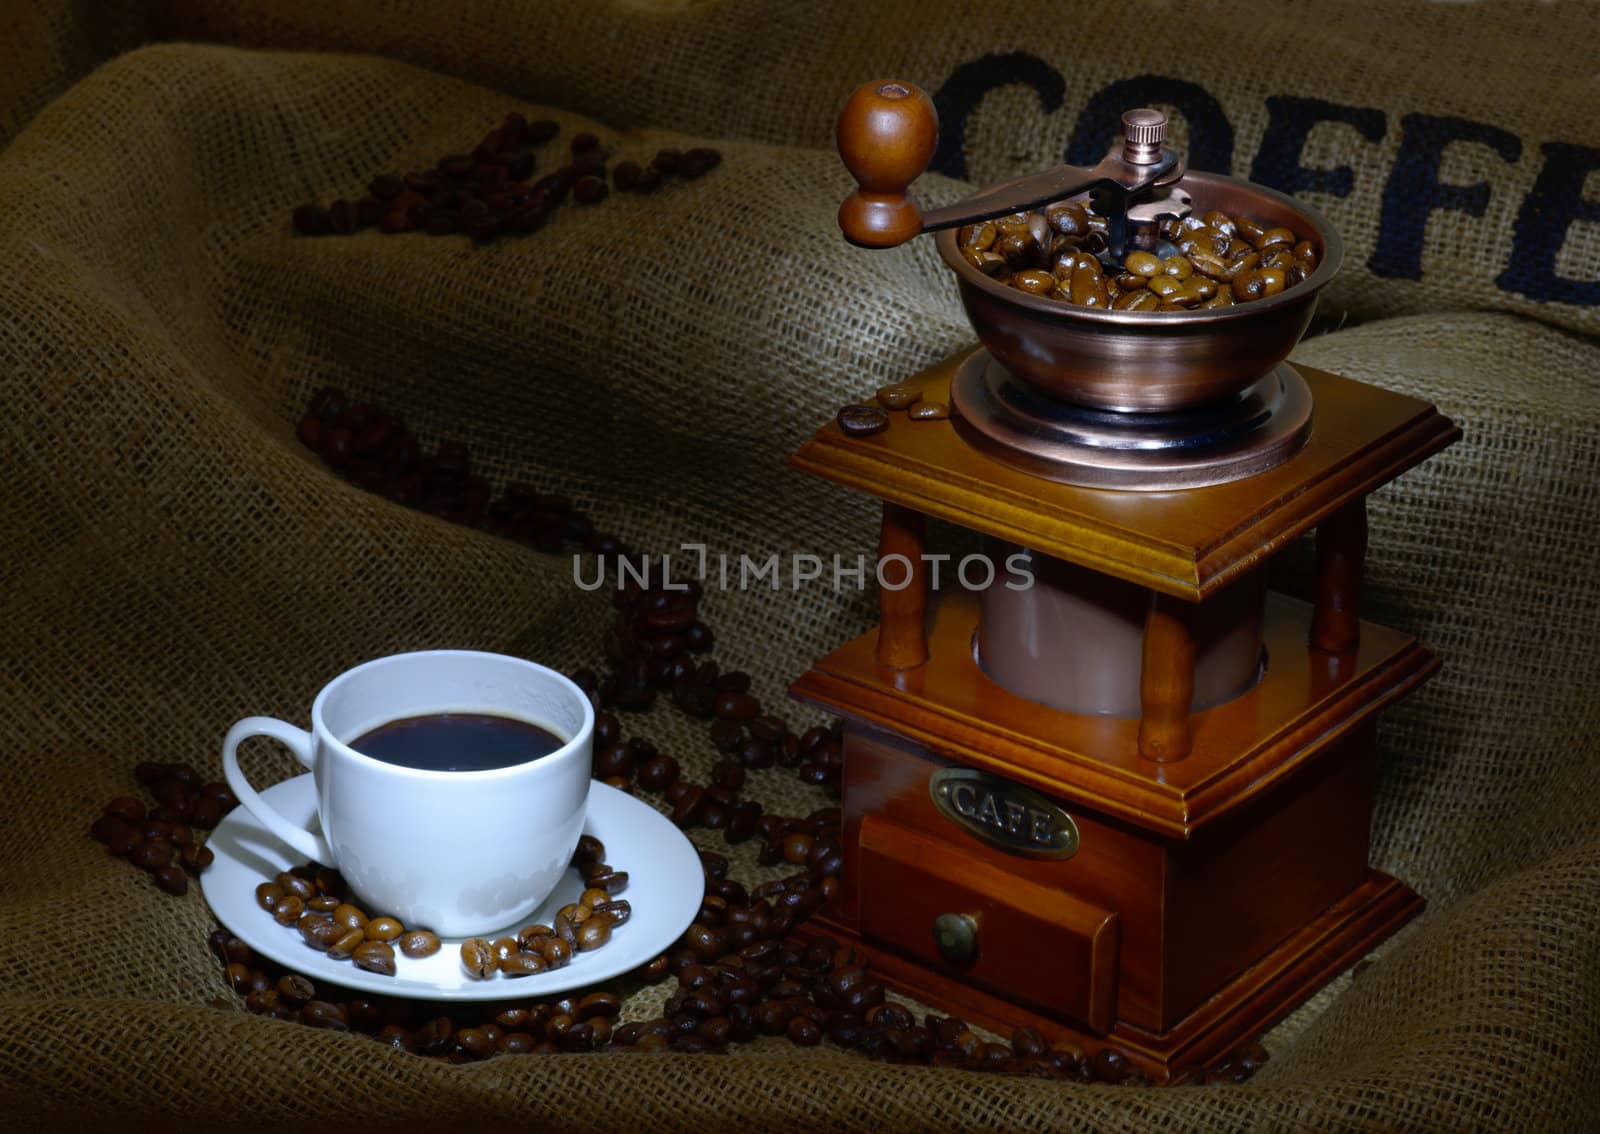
[930,767,1080,859]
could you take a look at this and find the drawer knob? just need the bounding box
[933,912,978,964]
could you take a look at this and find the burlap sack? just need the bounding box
[136,0,1600,338]
[0,2,1596,1130]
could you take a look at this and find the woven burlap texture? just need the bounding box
[0,3,1596,1130]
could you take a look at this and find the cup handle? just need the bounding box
[221,716,336,865]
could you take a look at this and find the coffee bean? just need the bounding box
[413,1016,454,1053]
[567,174,607,205]
[106,826,142,858]
[190,796,226,828]
[328,927,365,959]
[875,383,922,410]
[204,929,231,966]
[571,132,601,154]
[836,404,889,437]
[553,913,578,948]
[1092,1046,1130,1082]
[636,754,679,792]
[576,918,612,952]
[276,973,315,1005]
[378,1024,416,1052]
[460,937,498,979]
[353,197,384,228]
[153,864,187,895]
[594,742,634,780]
[574,834,606,865]
[292,204,330,236]
[327,199,360,235]
[539,936,574,968]
[1232,269,1267,302]
[276,872,315,901]
[670,784,707,827]
[684,922,727,962]
[556,904,593,931]
[295,1000,347,1031]
[307,895,339,912]
[577,991,622,1020]
[224,962,253,994]
[353,940,397,976]
[299,914,343,950]
[272,894,306,926]
[782,832,815,865]
[103,797,146,823]
[244,988,280,1016]
[714,692,760,722]
[491,1030,532,1054]
[130,836,174,872]
[1010,1026,1048,1058]
[908,400,950,421]
[389,928,436,958]
[686,147,722,171]
[88,815,131,846]
[676,151,710,179]
[365,916,403,942]
[613,161,642,191]
[499,953,546,978]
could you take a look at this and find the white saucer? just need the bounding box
[200,776,703,1001]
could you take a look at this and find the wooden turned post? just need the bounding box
[835,80,939,248]
[1311,499,1368,653]
[1138,592,1196,762]
[876,502,928,668]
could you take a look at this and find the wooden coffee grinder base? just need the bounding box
[787,350,1457,1081]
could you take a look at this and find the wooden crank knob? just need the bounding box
[836,80,939,248]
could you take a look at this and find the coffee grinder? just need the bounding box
[787,81,1460,1080]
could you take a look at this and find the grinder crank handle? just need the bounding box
[836,80,1186,249]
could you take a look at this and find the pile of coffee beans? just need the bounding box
[252,835,630,979]
[291,111,722,244]
[834,382,952,439]
[87,763,233,895]
[293,387,624,560]
[254,865,411,978]
[959,202,1318,310]
[205,851,1270,1082]
[75,382,1270,1083]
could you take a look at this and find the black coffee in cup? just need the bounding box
[350,713,565,772]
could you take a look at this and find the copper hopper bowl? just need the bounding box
[935,172,1345,413]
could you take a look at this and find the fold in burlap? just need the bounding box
[1,3,1597,1130]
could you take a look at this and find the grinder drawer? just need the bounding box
[858,814,1118,1034]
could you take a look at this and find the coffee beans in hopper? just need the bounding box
[290,110,722,244]
[957,201,1319,310]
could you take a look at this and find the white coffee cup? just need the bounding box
[221,649,593,938]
